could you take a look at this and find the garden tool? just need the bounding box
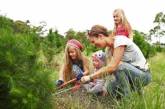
[54,82,81,95]
[58,78,77,89]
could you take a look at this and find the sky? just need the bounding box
[0,0,165,42]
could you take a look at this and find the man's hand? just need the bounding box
[81,75,91,83]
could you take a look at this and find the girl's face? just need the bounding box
[113,12,122,25]
[89,35,107,48]
[68,46,78,60]
[92,58,102,69]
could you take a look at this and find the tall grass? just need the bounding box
[116,52,165,109]
[52,52,165,109]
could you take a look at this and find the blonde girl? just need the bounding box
[112,8,133,40]
[56,39,89,86]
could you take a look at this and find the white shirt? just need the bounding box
[114,35,148,70]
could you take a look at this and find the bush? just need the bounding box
[133,31,156,58]
[0,27,54,109]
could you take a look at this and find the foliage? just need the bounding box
[13,20,31,34]
[133,30,156,58]
[0,15,14,32]
[116,52,165,109]
[52,52,165,109]
[0,11,164,109]
[149,12,165,44]
[41,29,65,62]
[0,16,54,109]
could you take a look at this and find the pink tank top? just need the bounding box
[115,25,129,37]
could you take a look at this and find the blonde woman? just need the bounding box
[56,39,89,86]
[112,8,133,40]
[82,25,151,98]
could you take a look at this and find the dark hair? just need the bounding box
[87,25,109,37]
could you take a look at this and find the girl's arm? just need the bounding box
[83,56,90,76]
[128,31,133,40]
[59,65,64,81]
[81,46,125,82]
[127,24,133,40]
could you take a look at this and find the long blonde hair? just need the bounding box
[112,8,133,39]
[62,44,84,82]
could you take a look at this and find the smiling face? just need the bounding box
[88,35,107,48]
[87,25,114,48]
[113,11,122,25]
[92,58,102,69]
[68,46,78,60]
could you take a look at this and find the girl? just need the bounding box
[56,39,89,86]
[112,8,133,40]
[83,50,107,95]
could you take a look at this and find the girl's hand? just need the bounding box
[55,80,64,87]
[81,75,91,83]
[76,73,83,80]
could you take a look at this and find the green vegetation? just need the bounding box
[115,53,165,109]
[52,52,165,109]
[0,11,165,109]
[0,16,54,109]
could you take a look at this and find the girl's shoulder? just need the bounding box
[82,55,89,63]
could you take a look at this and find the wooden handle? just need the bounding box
[59,78,77,89]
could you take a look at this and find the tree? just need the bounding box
[134,30,156,58]
[149,12,165,44]
[13,20,31,34]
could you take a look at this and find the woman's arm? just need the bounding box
[81,46,125,82]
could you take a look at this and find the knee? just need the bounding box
[114,63,129,77]
[144,73,152,86]
[117,63,129,71]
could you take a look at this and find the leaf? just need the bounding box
[154,12,163,23]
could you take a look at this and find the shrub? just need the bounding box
[0,27,53,109]
[133,31,156,58]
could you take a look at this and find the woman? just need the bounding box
[81,25,151,98]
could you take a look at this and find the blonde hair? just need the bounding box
[62,44,86,82]
[112,8,133,39]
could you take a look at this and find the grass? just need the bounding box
[116,52,165,109]
[149,52,165,83]
[52,52,165,109]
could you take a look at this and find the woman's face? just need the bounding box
[89,35,107,48]
[68,46,78,60]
